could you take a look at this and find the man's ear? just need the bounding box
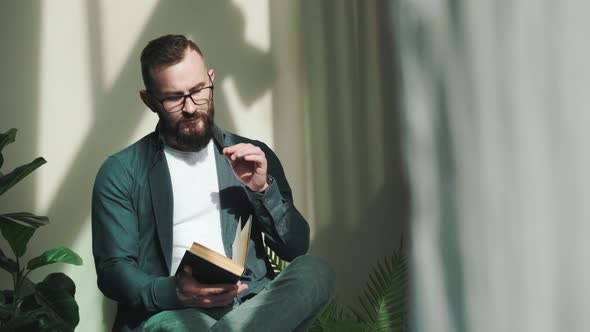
[139,89,158,113]
[208,69,215,83]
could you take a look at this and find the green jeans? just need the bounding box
[143,255,335,332]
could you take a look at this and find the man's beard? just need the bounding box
[162,104,215,151]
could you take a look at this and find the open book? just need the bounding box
[175,215,252,284]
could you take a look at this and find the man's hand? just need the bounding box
[176,265,248,308]
[223,143,268,192]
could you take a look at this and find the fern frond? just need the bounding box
[310,297,368,332]
[264,244,288,274]
[351,253,409,332]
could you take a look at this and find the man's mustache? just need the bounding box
[180,111,209,123]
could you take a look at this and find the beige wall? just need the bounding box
[0,1,405,330]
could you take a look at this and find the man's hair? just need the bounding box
[140,34,203,91]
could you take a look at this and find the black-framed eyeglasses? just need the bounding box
[149,74,214,113]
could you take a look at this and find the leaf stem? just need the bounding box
[12,256,20,317]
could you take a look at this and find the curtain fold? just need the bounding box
[296,0,409,308]
[398,1,590,331]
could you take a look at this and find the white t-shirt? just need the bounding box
[164,140,225,275]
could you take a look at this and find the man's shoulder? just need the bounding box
[97,131,159,179]
[108,132,159,164]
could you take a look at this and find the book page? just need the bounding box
[232,215,252,267]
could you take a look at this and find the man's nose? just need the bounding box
[182,96,197,114]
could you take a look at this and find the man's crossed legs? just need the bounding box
[144,255,335,332]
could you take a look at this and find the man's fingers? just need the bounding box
[206,282,249,306]
[198,297,234,308]
[233,146,263,158]
[237,283,249,294]
[223,144,264,161]
[230,148,262,161]
[178,281,249,308]
[222,144,241,154]
[196,288,241,308]
[243,154,266,166]
[195,283,239,297]
[177,274,240,297]
[223,143,249,156]
[210,288,240,302]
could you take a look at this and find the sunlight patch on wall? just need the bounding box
[221,77,273,147]
[37,0,92,213]
[128,109,159,145]
[232,0,270,53]
[100,0,159,90]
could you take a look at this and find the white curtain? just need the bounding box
[397,1,590,331]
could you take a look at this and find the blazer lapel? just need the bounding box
[212,126,244,258]
[148,150,174,274]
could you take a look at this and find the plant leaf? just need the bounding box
[0,311,44,332]
[20,293,42,312]
[40,272,77,297]
[0,156,46,196]
[310,297,367,332]
[0,246,17,273]
[1,307,64,332]
[373,296,393,331]
[16,275,78,332]
[0,213,48,258]
[0,219,35,257]
[0,128,17,169]
[19,276,37,298]
[350,253,409,332]
[265,243,289,274]
[0,212,49,228]
[27,246,83,271]
[1,290,14,305]
[38,319,72,332]
[321,319,369,332]
[34,273,79,329]
[0,303,13,321]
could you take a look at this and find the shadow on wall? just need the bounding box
[0,2,42,237]
[297,0,410,308]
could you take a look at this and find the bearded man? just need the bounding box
[91,34,334,332]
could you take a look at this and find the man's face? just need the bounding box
[142,49,215,151]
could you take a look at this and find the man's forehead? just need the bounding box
[150,49,208,92]
[151,49,206,75]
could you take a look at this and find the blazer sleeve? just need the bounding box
[244,143,310,261]
[92,156,181,312]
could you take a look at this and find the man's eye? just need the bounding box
[165,96,183,103]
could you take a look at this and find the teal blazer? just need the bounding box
[91,125,310,331]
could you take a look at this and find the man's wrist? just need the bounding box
[250,175,273,193]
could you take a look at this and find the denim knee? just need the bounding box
[290,255,336,302]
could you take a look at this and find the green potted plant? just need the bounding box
[0,128,83,332]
